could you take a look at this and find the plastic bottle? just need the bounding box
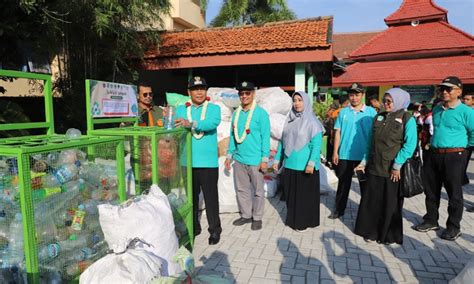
[35,218,58,243]
[58,234,88,252]
[78,200,99,216]
[53,163,79,184]
[65,260,91,278]
[38,243,61,261]
[65,128,82,140]
[8,213,24,266]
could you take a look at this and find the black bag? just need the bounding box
[400,151,424,198]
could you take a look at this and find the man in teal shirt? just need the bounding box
[225,81,270,231]
[329,83,377,219]
[175,76,222,245]
[414,77,474,241]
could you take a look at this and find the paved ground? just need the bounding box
[193,157,474,283]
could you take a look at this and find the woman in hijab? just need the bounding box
[354,88,417,244]
[273,91,325,231]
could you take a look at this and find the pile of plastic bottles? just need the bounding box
[0,145,119,283]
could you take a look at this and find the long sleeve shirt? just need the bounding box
[227,105,270,166]
[275,132,323,171]
[176,102,221,168]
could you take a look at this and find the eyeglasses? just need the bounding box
[382,99,393,105]
[238,91,253,97]
[142,92,153,98]
[438,86,454,93]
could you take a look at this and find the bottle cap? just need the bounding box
[69,234,77,240]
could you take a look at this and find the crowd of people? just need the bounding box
[136,75,473,246]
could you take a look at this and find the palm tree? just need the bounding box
[207,0,296,27]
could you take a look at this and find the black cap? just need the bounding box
[236,81,256,91]
[348,82,365,93]
[439,76,462,89]
[188,76,208,89]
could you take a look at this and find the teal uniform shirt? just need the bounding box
[431,101,474,148]
[275,132,322,171]
[334,105,377,161]
[228,105,270,166]
[176,102,221,168]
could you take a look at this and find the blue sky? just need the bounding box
[205,0,474,34]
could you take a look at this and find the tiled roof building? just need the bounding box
[333,0,474,86]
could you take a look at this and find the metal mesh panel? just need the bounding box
[0,156,25,281]
[31,142,119,281]
[0,139,121,282]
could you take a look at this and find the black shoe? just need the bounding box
[467,206,474,213]
[328,212,343,219]
[440,229,461,241]
[208,232,220,245]
[232,217,252,226]
[251,220,262,231]
[413,222,440,232]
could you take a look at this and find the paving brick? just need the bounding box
[360,265,387,273]
[415,271,445,279]
[249,278,277,284]
[425,266,455,274]
[348,269,375,278]
[291,276,306,284]
[280,267,307,277]
[362,278,377,284]
[265,272,291,281]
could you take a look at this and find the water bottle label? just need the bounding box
[54,166,73,184]
[48,243,60,258]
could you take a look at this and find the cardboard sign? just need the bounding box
[90,80,138,117]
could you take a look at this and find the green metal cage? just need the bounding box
[0,70,126,283]
[85,79,194,248]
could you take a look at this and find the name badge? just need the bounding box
[395,118,403,124]
[377,116,384,121]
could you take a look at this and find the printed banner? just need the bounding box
[89,80,138,117]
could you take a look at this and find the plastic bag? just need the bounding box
[269,113,287,140]
[166,93,189,107]
[256,87,292,116]
[80,246,164,284]
[98,185,181,276]
[400,155,424,198]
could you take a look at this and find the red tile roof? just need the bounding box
[350,21,474,59]
[384,0,447,25]
[333,55,474,86]
[332,31,381,60]
[144,17,332,59]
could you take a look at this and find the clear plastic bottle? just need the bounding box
[65,128,82,140]
[35,218,58,243]
[8,213,24,266]
[38,243,61,261]
[58,234,87,252]
[53,163,79,184]
[78,200,98,216]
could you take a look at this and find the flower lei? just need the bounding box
[234,100,256,144]
[185,97,210,139]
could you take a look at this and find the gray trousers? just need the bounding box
[234,161,265,221]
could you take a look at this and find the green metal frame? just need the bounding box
[85,79,194,248]
[0,135,127,283]
[0,69,55,135]
[0,70,127,282]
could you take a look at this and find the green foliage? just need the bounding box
[209,0,296,27]
[313,95,333,121]
[0,0,171,133]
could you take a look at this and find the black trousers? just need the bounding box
[334,160,361,214]
[192,168,221,235]
[463,147,472,185]
[423,150,468,230]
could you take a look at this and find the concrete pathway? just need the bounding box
[193,158,474,283]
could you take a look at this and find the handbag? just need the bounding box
[400,147,424,198]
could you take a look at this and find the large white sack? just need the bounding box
[270,113,287,140]
[80,248,164,284]
[320,164,338,194]
[217,157,239,213]
[98,185,181,276]
[207,88,240,108]
[450,255,474,284]
[214,100,233,122]
[217,121,231,142]
[256,87,292,116]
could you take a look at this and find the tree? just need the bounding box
[209,0,296,27]
[0,0,171,133]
